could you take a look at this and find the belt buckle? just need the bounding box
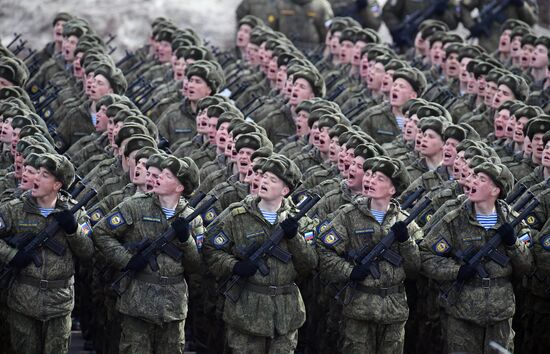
[269,285,278,296]
[160,276,169,286]
[481,278,491,289]
[39,279,49,290]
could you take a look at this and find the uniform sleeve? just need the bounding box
[398,220,422,277]
[505,221,534,275]
[93,204,134,270]
[65,209,94,260]
[316,212,353,283]
[420,218,461,282]
[285,216,318,275]
[0,204,17,263]
[203,210,239,278]
[176,212,202,274]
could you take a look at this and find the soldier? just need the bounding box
[317,156,421,353]
[94,156,203,354]
[530,36,550,91]
[420,161,532,353]
[0,153,93,353]
[204,155,316,353]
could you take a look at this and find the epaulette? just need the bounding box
[230,205,247,217]
[7,198,20,206]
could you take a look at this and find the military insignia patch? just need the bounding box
[195,234,204,250]
[212,231,229,249]
[518,233,532,247]
[89,209,104,224]
[81,222,92,237]
[317,220,330,234]
[203,208,217,223]
[304,231,314,245]
[526,214,539,227]
[108,212,126,229]
[321,228,342,247]
[540,235,550,251]
[432,238,451,255]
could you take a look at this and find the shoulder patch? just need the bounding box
[81,222,92,237]
[88,208,104,224]
[202,207,218,224]
[525,213,540,227]
[540,234,550,251]
[211,231,230,249]
[432,238,452,255]
[107,212,126,229]
[518,233,532,248]
[317,220,330,234]
[321,227,342,247]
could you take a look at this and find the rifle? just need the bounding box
[467,0,512,39]
[343,100,369,118]
[12,40,28,56]
[335,196,432,305]
[505,182,527,205]
[0,189,97,283]
[391,0,448,48]
[67,174,85,197]
[110,195,217,295]
[326,84,346,102]
[401,187,426,210]
[6,33,22,50]
[221,194,321,302]
[440,197,540,305]
[116,50,135,67]
[22,48,36,62]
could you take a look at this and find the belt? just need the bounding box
[355,283,404,297]
[245,282,297,296]
[18,275,74,290]
[133,273,185,285]
[465,277,509,288]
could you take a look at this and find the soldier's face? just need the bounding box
[459,58,472,85]
[133,158,148,185]
[95,105,109,132]
[310,121,320,146]
[352,41,367,66]
[477,75,487,98]
[216,122,230,150]
[246,43,260,65]
[0,77,14,89]
[53,20,66,42]
[415,130,423,152]
[337,144,347,174]
[361,169,372,196]
[250,169,263,195]
[85,72,95,97]
[112,121,124,147]
[513,116,529,143]
[329,137,341,163]
[154,168,184,196]
[146,166,161,191]
[403,114,419,142]
[498,30,512,53]
[381,70,395,93]
[511,36,523,58]
[360,54,369,79]
[0,118,13,144]
[73,52,84,79]
[207,117,219,144]
[347,156,366,191]
[125,150,139,177]
[157,41,172,64]
[542,141,550,168]
[268,57,278,81]
[224,134,235,158]
[318,127,330,153]
[419,129,444,158]
[173,57,186,81]
[444,53,460,78]
[62,35,79,62]
[367,62,385,91]
[236,24,252,49]
[10,128,20,156]
[494,109,510,139]
[339,40,354,64]
[468,172,499,203]
[237,147,254,176]
[442,138,459,167]
[14,151,23,179]
[505,114,516,138]
[295,110,310,137]
[276,66,288,92]
[390,79,417,108]
[493,85,515,109]
[90,74,113,102]
[520,44,535,69]
[290,78,314,107]
[182,77,190,97]
[187,76,212,102]
[453,151,466,179]
[32,167,62,198]
[531,44,549,69]
[461,165,474,192]
[414,33,428,56]
[484,81,498,106]
[20,165,38,190]
[430,41,445,66]
[342,148,355,177]
[532,133,545,162]
[258,171,289,201]
[466,72,478,94]
[366,171,395,200]
[330,32,342,56]
[523,136,532,156]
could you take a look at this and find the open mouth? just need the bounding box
[444,152,452,159]
[391,92,398,100]
[260,185,268,193]
[146,183,154,191]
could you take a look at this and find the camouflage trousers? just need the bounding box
[119,315,185,354]
[445,316,514,354]
[519,292,550,354]
[341,317,405,354]
[226,326,298,354]
[9,309,71,354]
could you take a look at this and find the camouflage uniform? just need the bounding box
[156,99,197,148]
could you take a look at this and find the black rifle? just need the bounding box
[22,48,36,62]
[67,175,84,197]
[116,50,135,67]
[0,189,97,283]
[6,33,22,50]
[12,40,28,56]
[335,197,432,304]
[467,0,512,39]
[391,0,448,48]
[110,195,217,295]
[505,182,527,205]
[441,197,539,305]
[401,187,426,210]
[220,194,321,302]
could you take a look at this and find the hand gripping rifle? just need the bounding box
[221,193,321,302]
[440,197,539,305]
[110,194,216,295]
[0,189,97,283]
[335,196,432,305]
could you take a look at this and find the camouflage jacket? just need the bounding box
[0,191,93,320]
[203,174,250,227]
[93,193,203,324]
[313,180,357,221]
[204,196,317,336]
[257,103,295,145]
[88,183,139,226]
[420,199,533,325]
[55,100,94,152]
[355,102,402,144]
[156,98,197,148]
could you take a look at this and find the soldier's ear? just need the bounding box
[281,185,290,197]
[53,180,63,193]
[410,91,418,99]
[491,185,501,198]
[389,184,396,197]
[175,183,184,194]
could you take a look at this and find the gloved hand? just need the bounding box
[349,264,369,282]
[510,0,524,7]
[172,217,190,243]
[434,0,450,15]
[280,217,299,239]
[498,223,516,247]
[9,250,33,268]
[124,254,149,272]
[391,221,409,243]
[232,259,258,277]
[456,263,476,282]
[53,210,78,234]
